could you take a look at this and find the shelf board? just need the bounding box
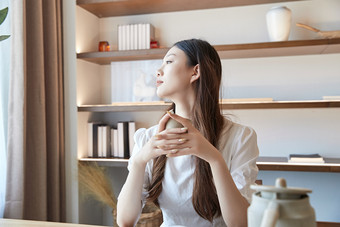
[77,100,340,112]
[79,157,340,172]
[77,38,340,65]
[77,48,168,65]
[220,100,340,109]
[257,157,340,173]
[78,102,172,112]
[76,0,301,17]
[80,158,129,167]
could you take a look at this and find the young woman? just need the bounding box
[117,39,259,227]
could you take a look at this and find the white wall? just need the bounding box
[73,0,340,224]
[99,0,340,48]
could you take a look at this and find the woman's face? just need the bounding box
[156,46,195,100]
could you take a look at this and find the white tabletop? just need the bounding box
[0,219,109,227]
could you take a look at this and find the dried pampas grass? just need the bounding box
[78,161,117,209]
[78,161,163,226]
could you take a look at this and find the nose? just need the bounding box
[156,68,162,77]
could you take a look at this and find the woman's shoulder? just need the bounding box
[134,124,159,145]
[218,117,258,150]
[222,118,256,137]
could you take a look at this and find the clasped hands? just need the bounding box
[141,111,220,164]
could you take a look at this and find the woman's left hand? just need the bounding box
[161,111,221,163]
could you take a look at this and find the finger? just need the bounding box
[156,142,188,151]
[154,136,187,149]
[158,113,171,133]
[154,147,168,156]
[166,147,191,158]
[165,149,179,157]
[163,127,188,134]
[156,132,188,143]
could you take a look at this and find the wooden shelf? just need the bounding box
[257,157,340,173]
[78,102,172,112]
[77,48,168,65]
[220,100,340,109]
[80,158,129,167]
[77,100,340,112]
[76,0,301,18]
[79,157,340,172]
[77,38,340,65]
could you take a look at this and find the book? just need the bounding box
[128,121,136,157]
[98,126,103,157]
[87,122,102,158]
[102,125,111,158]
[117,122,129,158]
[145,23,155,49]
[288,153,325,163]
[110,128,117,157]
[221,98,274,103]
[118,25,123,50]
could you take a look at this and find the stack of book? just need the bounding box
[87,121,136,159]
[118,23,155,51]
[288,153,325,163]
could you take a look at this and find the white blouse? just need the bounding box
[125,118,259,227]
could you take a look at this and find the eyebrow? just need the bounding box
[165,53,176,58]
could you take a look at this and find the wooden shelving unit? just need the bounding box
[77,38,340,65]
[76,0,301,17]
[78,100,340,112]
[79,157,340,172]
[74,0,340,225]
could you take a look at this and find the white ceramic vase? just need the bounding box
[266,6,292,41]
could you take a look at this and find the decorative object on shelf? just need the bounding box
[288,153,325,163]
[150,40,159,48]
[78,162,163,227]
[323,96,340,100]
[296,23,340,39]
[248,178,316,227]
[266,6,292,41]
[0,7,10,41]
[111,59,162,102]
[98,41,110,52]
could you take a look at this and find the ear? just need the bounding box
[190,64,200,84]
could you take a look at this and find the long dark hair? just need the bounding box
[147,39,225,222]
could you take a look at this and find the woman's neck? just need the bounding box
[171,88,196,120]
[173,100,194,120]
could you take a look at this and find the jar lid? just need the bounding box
[251,178,311,199]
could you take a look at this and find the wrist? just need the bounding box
[208,150,225,169]
[131,152,148,170]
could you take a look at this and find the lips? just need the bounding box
[156,80,163,87]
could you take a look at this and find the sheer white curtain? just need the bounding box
[0,0,11,218]
[3,0,24,218]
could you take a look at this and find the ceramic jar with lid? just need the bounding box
[248,178,316,227]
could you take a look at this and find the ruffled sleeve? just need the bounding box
[127,125,158,206]
[228,125,259,202]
